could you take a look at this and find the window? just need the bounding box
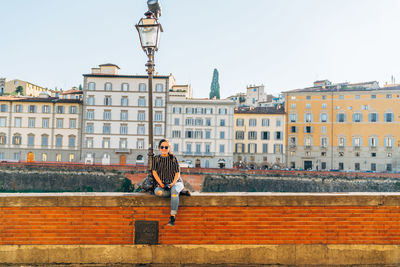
[88,82,96,90]
[139,83,146,92]
[86,138,93,148]
[103,110,111,120]
[384,136,394,148]
[362,105,369,110]
[355,163,360,171]
[86,110,94,119]
[185,130,193,138]
[306,96,311,100]
[194,130,203,139]
[339,162,344,170]
[186,143,192,153]
[120,139,128,149]
[262,119,270,126]
[27,135,34,146]
[387,164,392,172]
[304,113,312,122]
[369,137,378,147]
[121,83,129,91]
[195,144,201,153]
[195,118,203,126]
[0,134,6,145]
[172,107,182,114]
[276,119,281,127]
[220,119,225,126]
[206,118,211,126]
[291,103,296,109]
[338,137,346,147]
[0,117,6,127]
[205,144,211,154]
[68,136,76,148]
[321,126,327,134]
[289,113,297,123]
[155,98,163,107]
[172,130,181,138]
[249,119,257,126]
[352,113,362,123]
[337,113,346,122]
[56,119,63,129]
[371,163,376,171]
[371,94,376,99]
[274,131,282,140]
[304,136,312,147]
[138,97,146,106]
[369,113,378,122]
[56,106,65,114]
[174,118,179,125]
[384,112,394,122]
[261,131,270,140]
[371,152,376,157]
[155,112,162,121]
[138,111,145,121]
[263,144,268,153]
[236,119,244,126]
[137,125,145,135]
[39,134,48,147]
[320,113,328,122]
[305,103,311,109]
[386,94,392,99]
[339,95,344,100]
[355,95,360,99]
[120,124,128,134]
[274,144,283,153]
[205,108,213,114]
[87,96,95,105]
[69,106,78,114]
[220,144,225,153]
[104,96,112,106]
[103,124,111,134]
[321,137,328,148]
[185,118,194,125]
[173,144,179,152]
[13,134,21,145]
[218,108,227,115]
[186,108,193,114]
[248,131,257,140]
[56,135,63,147]
[322,103,327,109]
[0,104,8,112]
[121,111,128,121]
[86,123,94,133]
[121,96,129,106]
[14,105,23,113]
[304,126,313,133]
[235,131,244,140]
[291,126,297,133]
[104,82,112,91]
[15,118,22,127]
[352,137,362,147]
[155,83,163,92]
[220,131,225,139]
[205,130,211,139]
[69,119,76,129]
[28,105,37,113]
[322,95,326,100]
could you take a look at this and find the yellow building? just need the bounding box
[234,106,285,169]
[284,80,400,172]
[5,79,53,97]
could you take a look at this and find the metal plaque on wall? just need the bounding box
[134,220,159,245]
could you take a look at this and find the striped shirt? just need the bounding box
[151,154,182,184]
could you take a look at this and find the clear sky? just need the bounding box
[1,0,400,98]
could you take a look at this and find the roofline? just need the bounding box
[83,74,171,79]
[0,97,82,103]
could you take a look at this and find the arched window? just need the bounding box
[137,155,143,161]
[121,83,129,91]
[155,83,163,92]
[0,133,6,145]
[104,82,112,91]
[139,83,146,92]
[13,134,22,145]
[88,82,96,90]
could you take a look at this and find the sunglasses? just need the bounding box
[160,146,169,149]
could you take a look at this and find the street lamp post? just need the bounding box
[136,6,162,179]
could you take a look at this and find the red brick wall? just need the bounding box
[1,206,400,245]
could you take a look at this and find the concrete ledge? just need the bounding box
[0,192,400,207]
[0,244,400,265]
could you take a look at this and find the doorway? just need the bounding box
[304,160,312,170]
[27,152,34,162]
[120,155,126,165]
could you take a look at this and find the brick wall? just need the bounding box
[1,194,400,246]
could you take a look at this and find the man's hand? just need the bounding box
[165,183,171,189]
[159,183,165,188]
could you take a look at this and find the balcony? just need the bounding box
[305,146,312,150]
[353,146,360,151]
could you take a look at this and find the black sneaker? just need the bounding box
[181,189,192,196]
[167,216,176,226]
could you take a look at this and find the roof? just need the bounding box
[60,89,83,95]
[83,74,171,79]
[283,81,384,94]
[0,96,82,103]
[234,106,285,114]
[99,63,120,69]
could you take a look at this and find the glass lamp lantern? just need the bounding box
[136,12,162,55]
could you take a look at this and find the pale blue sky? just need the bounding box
[1,0,400,98]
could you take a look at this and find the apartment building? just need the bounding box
[167,85,235,168]
[233,106,285,169]
[284,80,400,172]
[0,95,82,162]
[82,64,175,165]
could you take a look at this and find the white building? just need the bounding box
[82,64,175,165]
[167,85,235,168]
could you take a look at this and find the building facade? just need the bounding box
[167,86,235,168]
[82,64,175,165]
[0,78,6,95]
[0,95,82,162]
[5,79,53,97]
[284,80,400,172]
[233,106,285,169]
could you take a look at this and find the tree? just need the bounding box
[15,86,24,95]
[78,84,83,90]
[209,68,220,99]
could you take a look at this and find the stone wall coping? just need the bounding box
[0,192,399,207]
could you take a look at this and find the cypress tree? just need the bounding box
[209,68,220,99]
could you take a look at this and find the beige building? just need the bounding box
[5,79,53,97]
[0,78,6,95]
[234,106,285,169]
[0,95,82,162]
[167,85,235,168]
